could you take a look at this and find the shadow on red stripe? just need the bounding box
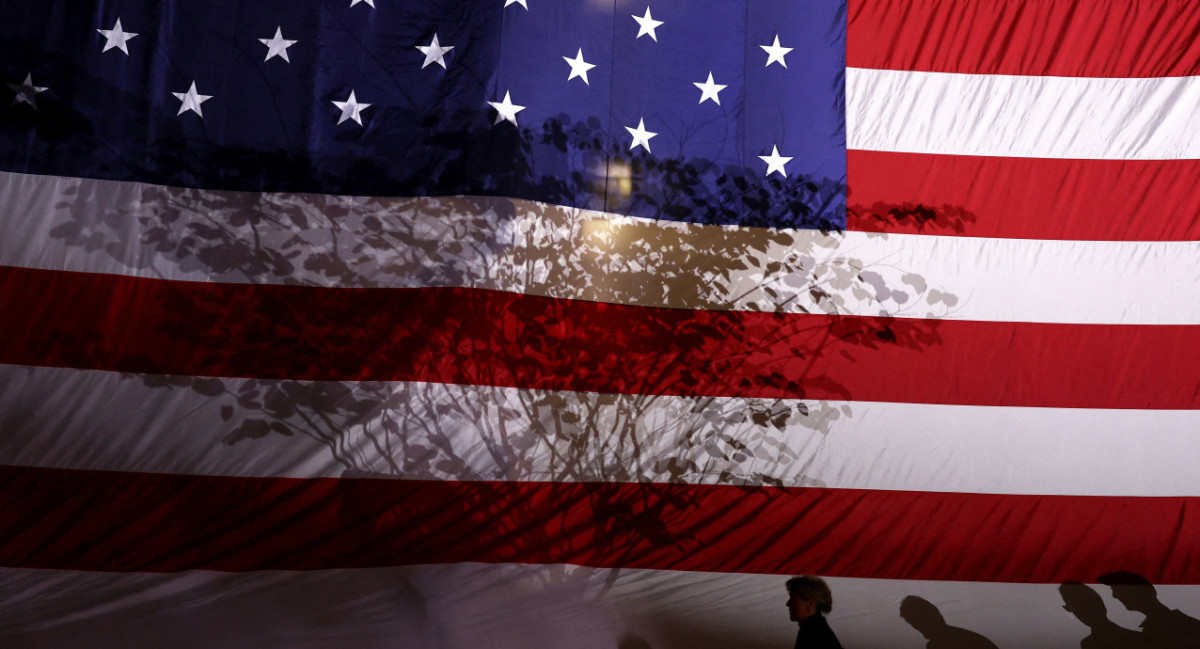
[5,265,1200,408]
[848,152,1200,241]
[0,465,1195,583]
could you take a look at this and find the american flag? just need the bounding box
[2,0,1199,647]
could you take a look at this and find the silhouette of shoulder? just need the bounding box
[794,614,842,649]
[1143,608,1200,649]
[1079,629,1144,649]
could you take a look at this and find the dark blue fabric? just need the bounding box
[0,0,846,229]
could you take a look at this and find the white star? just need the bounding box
[97,18,138,55]
[8,73,48,108]
[171,81,212,118]
[259,27,297,62]
[632,7,663,42]
[625,118,657,153]
[416,33,454,69]
[350,0,375,7]
[760,35,793,68]
[563,48,595,85]
[505,0,528,8]
[693,71,726,105]
[487,90,525,126]
[332,90,371,125]
[758,145,793,177]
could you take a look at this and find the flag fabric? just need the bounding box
[2,0,1200,647]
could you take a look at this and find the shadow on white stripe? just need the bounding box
[6,171,1200,324]
[4,364,1200,496]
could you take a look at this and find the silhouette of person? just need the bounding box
[899,595,999,649]
[1098,571,1200,649]
[785,575,843,649]
[1059,582,1146,649]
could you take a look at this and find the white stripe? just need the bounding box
[0,564,1191,649]
[5,364,1200,497]
[3,171,1200,324]
[847,68,1200,160]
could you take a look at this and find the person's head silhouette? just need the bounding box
[899,596,1000,649]
[784,576,843,648]
[1098,571,1161,614]
[785,575,833,622]
[1060,582,1110,627]
[1098,570,1200,648]
[899,596,944,639]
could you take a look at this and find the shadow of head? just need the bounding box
[1059,582,1111,627]
[899,596,944,639]
[899,596,999,649]
[1098,571,1160,615]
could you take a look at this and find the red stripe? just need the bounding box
[4,265,1200,409]
[847,151,1200,241]
[848,0,1200,77]
[0,465,1195,583]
